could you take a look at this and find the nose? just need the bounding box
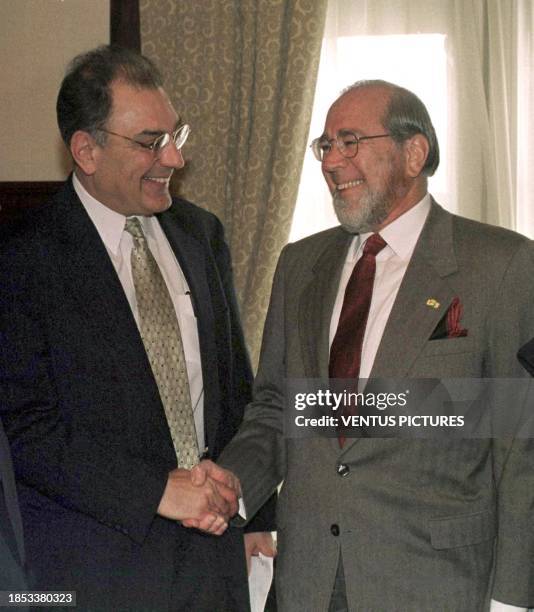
[158,141,185,169]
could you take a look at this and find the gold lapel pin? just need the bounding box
[426,298,440,309]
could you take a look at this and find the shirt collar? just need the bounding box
[73,173,127,256]
[352,193,432,261]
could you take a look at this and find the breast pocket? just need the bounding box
[422,336,476,356]
[414,337,480,377]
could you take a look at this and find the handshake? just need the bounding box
[157,460,241,535]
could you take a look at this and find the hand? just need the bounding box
[182,460,241,531]
[191,460,241,514]
[157,468,237,535]
[191,459,241,493]
[244,532,276,575]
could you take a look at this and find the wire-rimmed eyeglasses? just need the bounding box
[310,130,390,161]
[97,123,191,155]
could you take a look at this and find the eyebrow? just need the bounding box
[319,129,365,140]
[134,119,182,139]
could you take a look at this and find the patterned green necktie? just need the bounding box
[125,217,198,469]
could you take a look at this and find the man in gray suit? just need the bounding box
[195,81,534,610]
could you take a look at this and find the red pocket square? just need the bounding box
[446,297,468,338]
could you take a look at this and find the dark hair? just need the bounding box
[56,45,163,146]
[343,79,440,177]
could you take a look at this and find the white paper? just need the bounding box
[248,552,274,612]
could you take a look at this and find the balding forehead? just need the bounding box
[335,85,392,109]
[324,87,390,133]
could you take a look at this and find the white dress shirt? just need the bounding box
[328,193,526,612]
[73,173,205,452]
[329,193,431,378]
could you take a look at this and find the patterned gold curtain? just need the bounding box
[140,0,327,367]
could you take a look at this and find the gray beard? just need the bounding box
[333,188,392,234]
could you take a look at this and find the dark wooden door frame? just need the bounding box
[110,0,140,51]
[0,1,140,220]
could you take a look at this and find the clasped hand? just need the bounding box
[157,460,241,535]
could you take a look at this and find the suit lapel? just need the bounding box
[338,202,458,455]
[52,183,177,455]
[298,229,352,379]
[370,201,458,379]
[297,230,353,456]
[54,184,146,356]
[157,211,213,327]
[56,184,227,460]
[157,210,222,452]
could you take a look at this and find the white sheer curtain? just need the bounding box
[450,0,534,230]
[291,0,534,239]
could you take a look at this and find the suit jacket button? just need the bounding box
[330,524,340,536]
[337,463,350,477]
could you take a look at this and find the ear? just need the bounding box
[70,130,99,175]
[404,134,429,178]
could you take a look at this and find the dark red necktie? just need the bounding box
[329,233,387,447]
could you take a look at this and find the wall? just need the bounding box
[0,0,109,180]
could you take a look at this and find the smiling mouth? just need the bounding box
[142,175,172,184]
[336,179,364,191]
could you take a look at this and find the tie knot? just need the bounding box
[363,233,387,257]
[124,217,145,240]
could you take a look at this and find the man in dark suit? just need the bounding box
[0,46,273,611]
[0,418,27,593]
[198,81,534,610]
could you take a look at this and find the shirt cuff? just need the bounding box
[490,599,528,612]
[238,497,247,520]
